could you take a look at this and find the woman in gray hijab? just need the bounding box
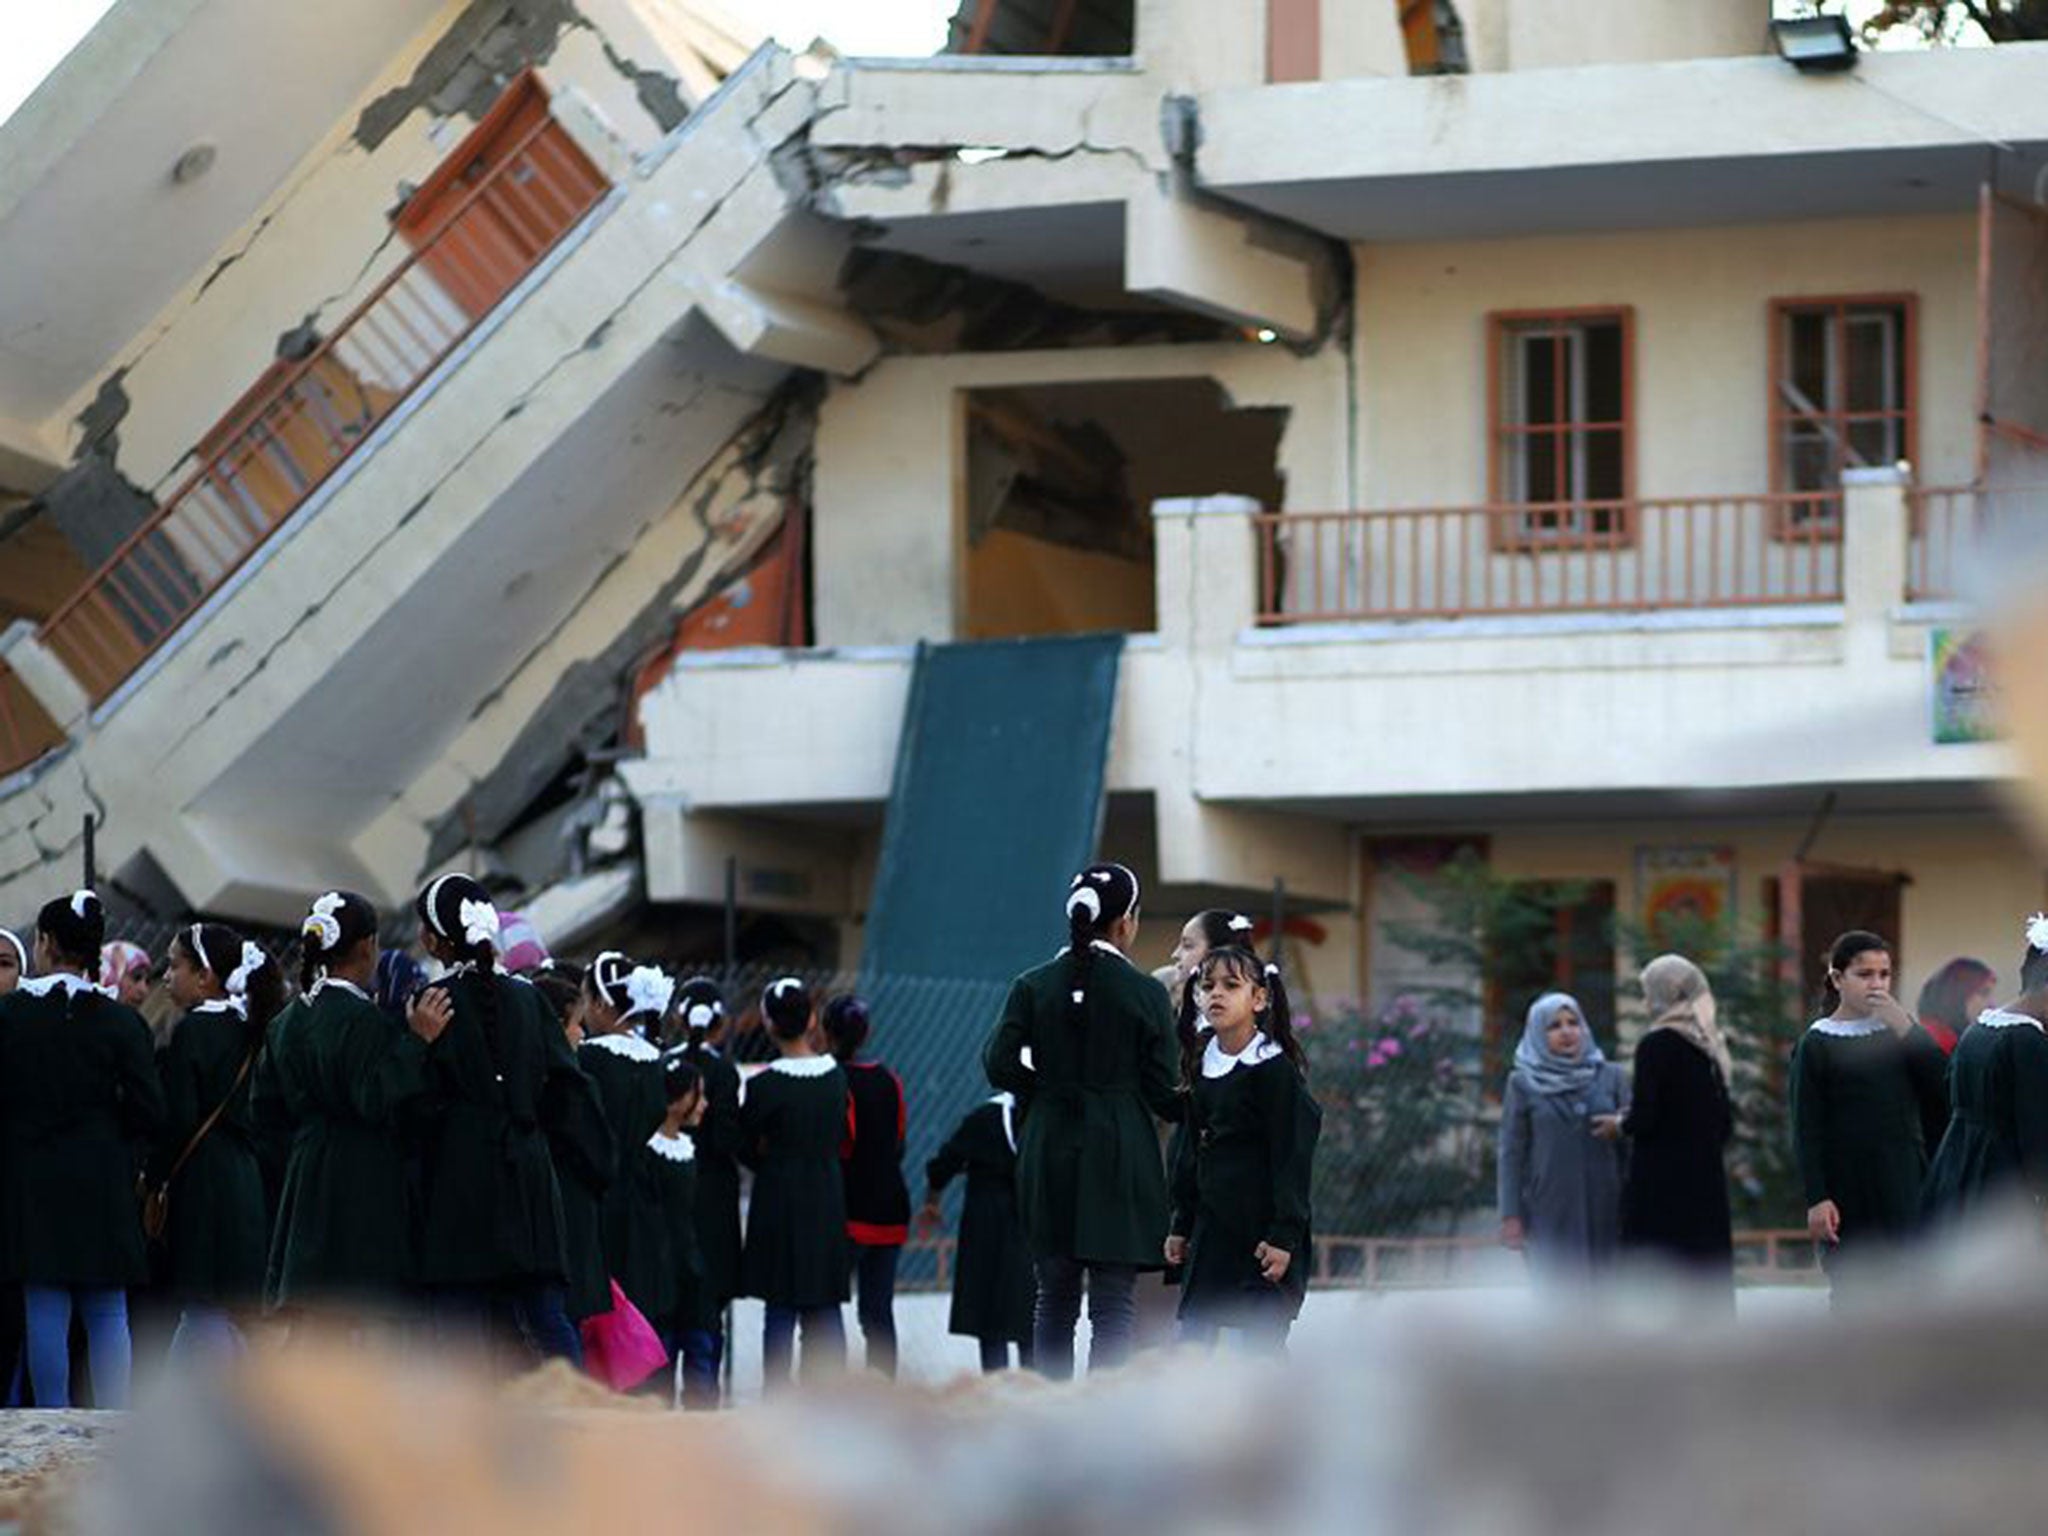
[1498,992,1629,1278]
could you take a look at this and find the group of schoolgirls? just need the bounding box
[980,862,1323,1376]
[1791,915,2048,1305]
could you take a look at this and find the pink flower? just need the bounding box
[1376,1037,1402,1059]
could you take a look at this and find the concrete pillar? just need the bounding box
[1841,466,1911,673]
[1153,495,1260,654]
[0,620,91,733]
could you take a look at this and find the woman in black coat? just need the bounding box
[1621,954,1735,1300]
[155,923,287,1360]
[0,891,165,1407]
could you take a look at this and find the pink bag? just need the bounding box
[579,1280,669,1392]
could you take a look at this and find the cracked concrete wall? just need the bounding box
[358,380,819,887]
[0,49,832,924]
[811,339,1347,647]
[49,0,700,504]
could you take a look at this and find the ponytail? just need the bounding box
[416,873,504,1074]
[299,891,379,993]
[1062,863,1140,1026]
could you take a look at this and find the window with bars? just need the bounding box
[1490,310,1632,544]
[1770,297,1914,529]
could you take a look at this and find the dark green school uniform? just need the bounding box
[547,1079,616,1323]
[1790,1020,1950,1265]
[925,1095,1034,1345]
[689,1049,744,1317]
[1170,1038,1321,1324]
[1923,1010,2048,1219]
[411,970,597,1288]
[578,1031,671,1319]
[0,977,166,1288]
[155,1002,266,1306]
[647,1130,706,1334]
[257,978,430,1308]
[737,1058,850,1309]
[983,943,1181,1268]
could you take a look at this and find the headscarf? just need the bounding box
[373,947,426,1025]
[1511,991,1606,1102]
[1639,953,1733,1080]
[496,910,548,973]
[98,940,150,993]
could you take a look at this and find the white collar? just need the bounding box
[189,998,248,1019]
[1808,1016,1886,1038]
[1055,940,1130,961]
[309,976,370,1002]
[19,972,113,1000]
[1979,1008,2045,1033]
[766,1054,838,1078]
[1202,1032,1283,1078]
[583,1030,662,1063]
[648,1130,696,1163]
[991,1091,1016,1152]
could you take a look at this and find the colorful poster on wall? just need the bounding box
[1637,846,1736,951]
[1932,629,1998,745]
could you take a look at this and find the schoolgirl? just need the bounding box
[646,1055,708,1404]
[738,976,849,1393]
[0,928,24,994]
[984,862,1181,1379]
[409,873,597,1364]
[1924,915,2048,1221]
[524,961,614,1330]
[824,993,909,1378]
[1790,930,1949,1303]
[920,1089,1035,1372]
[0,891,165,1407]
[258,890,448,1315]
[1164,943,1320,1349]
[673,974,741,1407]
[579,952,676,1335]
[154,923,285,1360]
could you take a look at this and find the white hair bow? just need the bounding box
[1067,886,1102,921]
[625,965,675,1020]
[303,892,346,952]
[1229,914,1254,933]
[686,1002,718,1030]
[457,897,501,948]
[70,890,94,920]
[227,940,265,998]
[2027,913,2048,954]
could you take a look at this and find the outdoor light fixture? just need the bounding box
[1771,15,1858,73]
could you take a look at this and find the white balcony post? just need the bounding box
[0,620,90,732]
[1841,467,1911,651]
[1153,495,1261,654]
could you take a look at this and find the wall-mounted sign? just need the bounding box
[1931,629,1997,745]
[1637,845,1737,950]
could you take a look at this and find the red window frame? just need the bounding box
[1766,294,1918,538]
[1486,307,1636,551]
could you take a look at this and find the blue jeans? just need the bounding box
[25,1286,130,1409]
[761,1304,845,1394]
[678,1326,723,1408]
[1032,1257,1137,1381]
[848,1243,900,1378]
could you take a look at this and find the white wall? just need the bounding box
[1354,214,1978,511]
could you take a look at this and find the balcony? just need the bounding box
[1250,486,2039,625]
[35,72,609,707]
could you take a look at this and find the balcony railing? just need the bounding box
[1255,495,1844,624]
[1907,484,2048,602]
[0,659,65,778]
[37,91,609,705]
